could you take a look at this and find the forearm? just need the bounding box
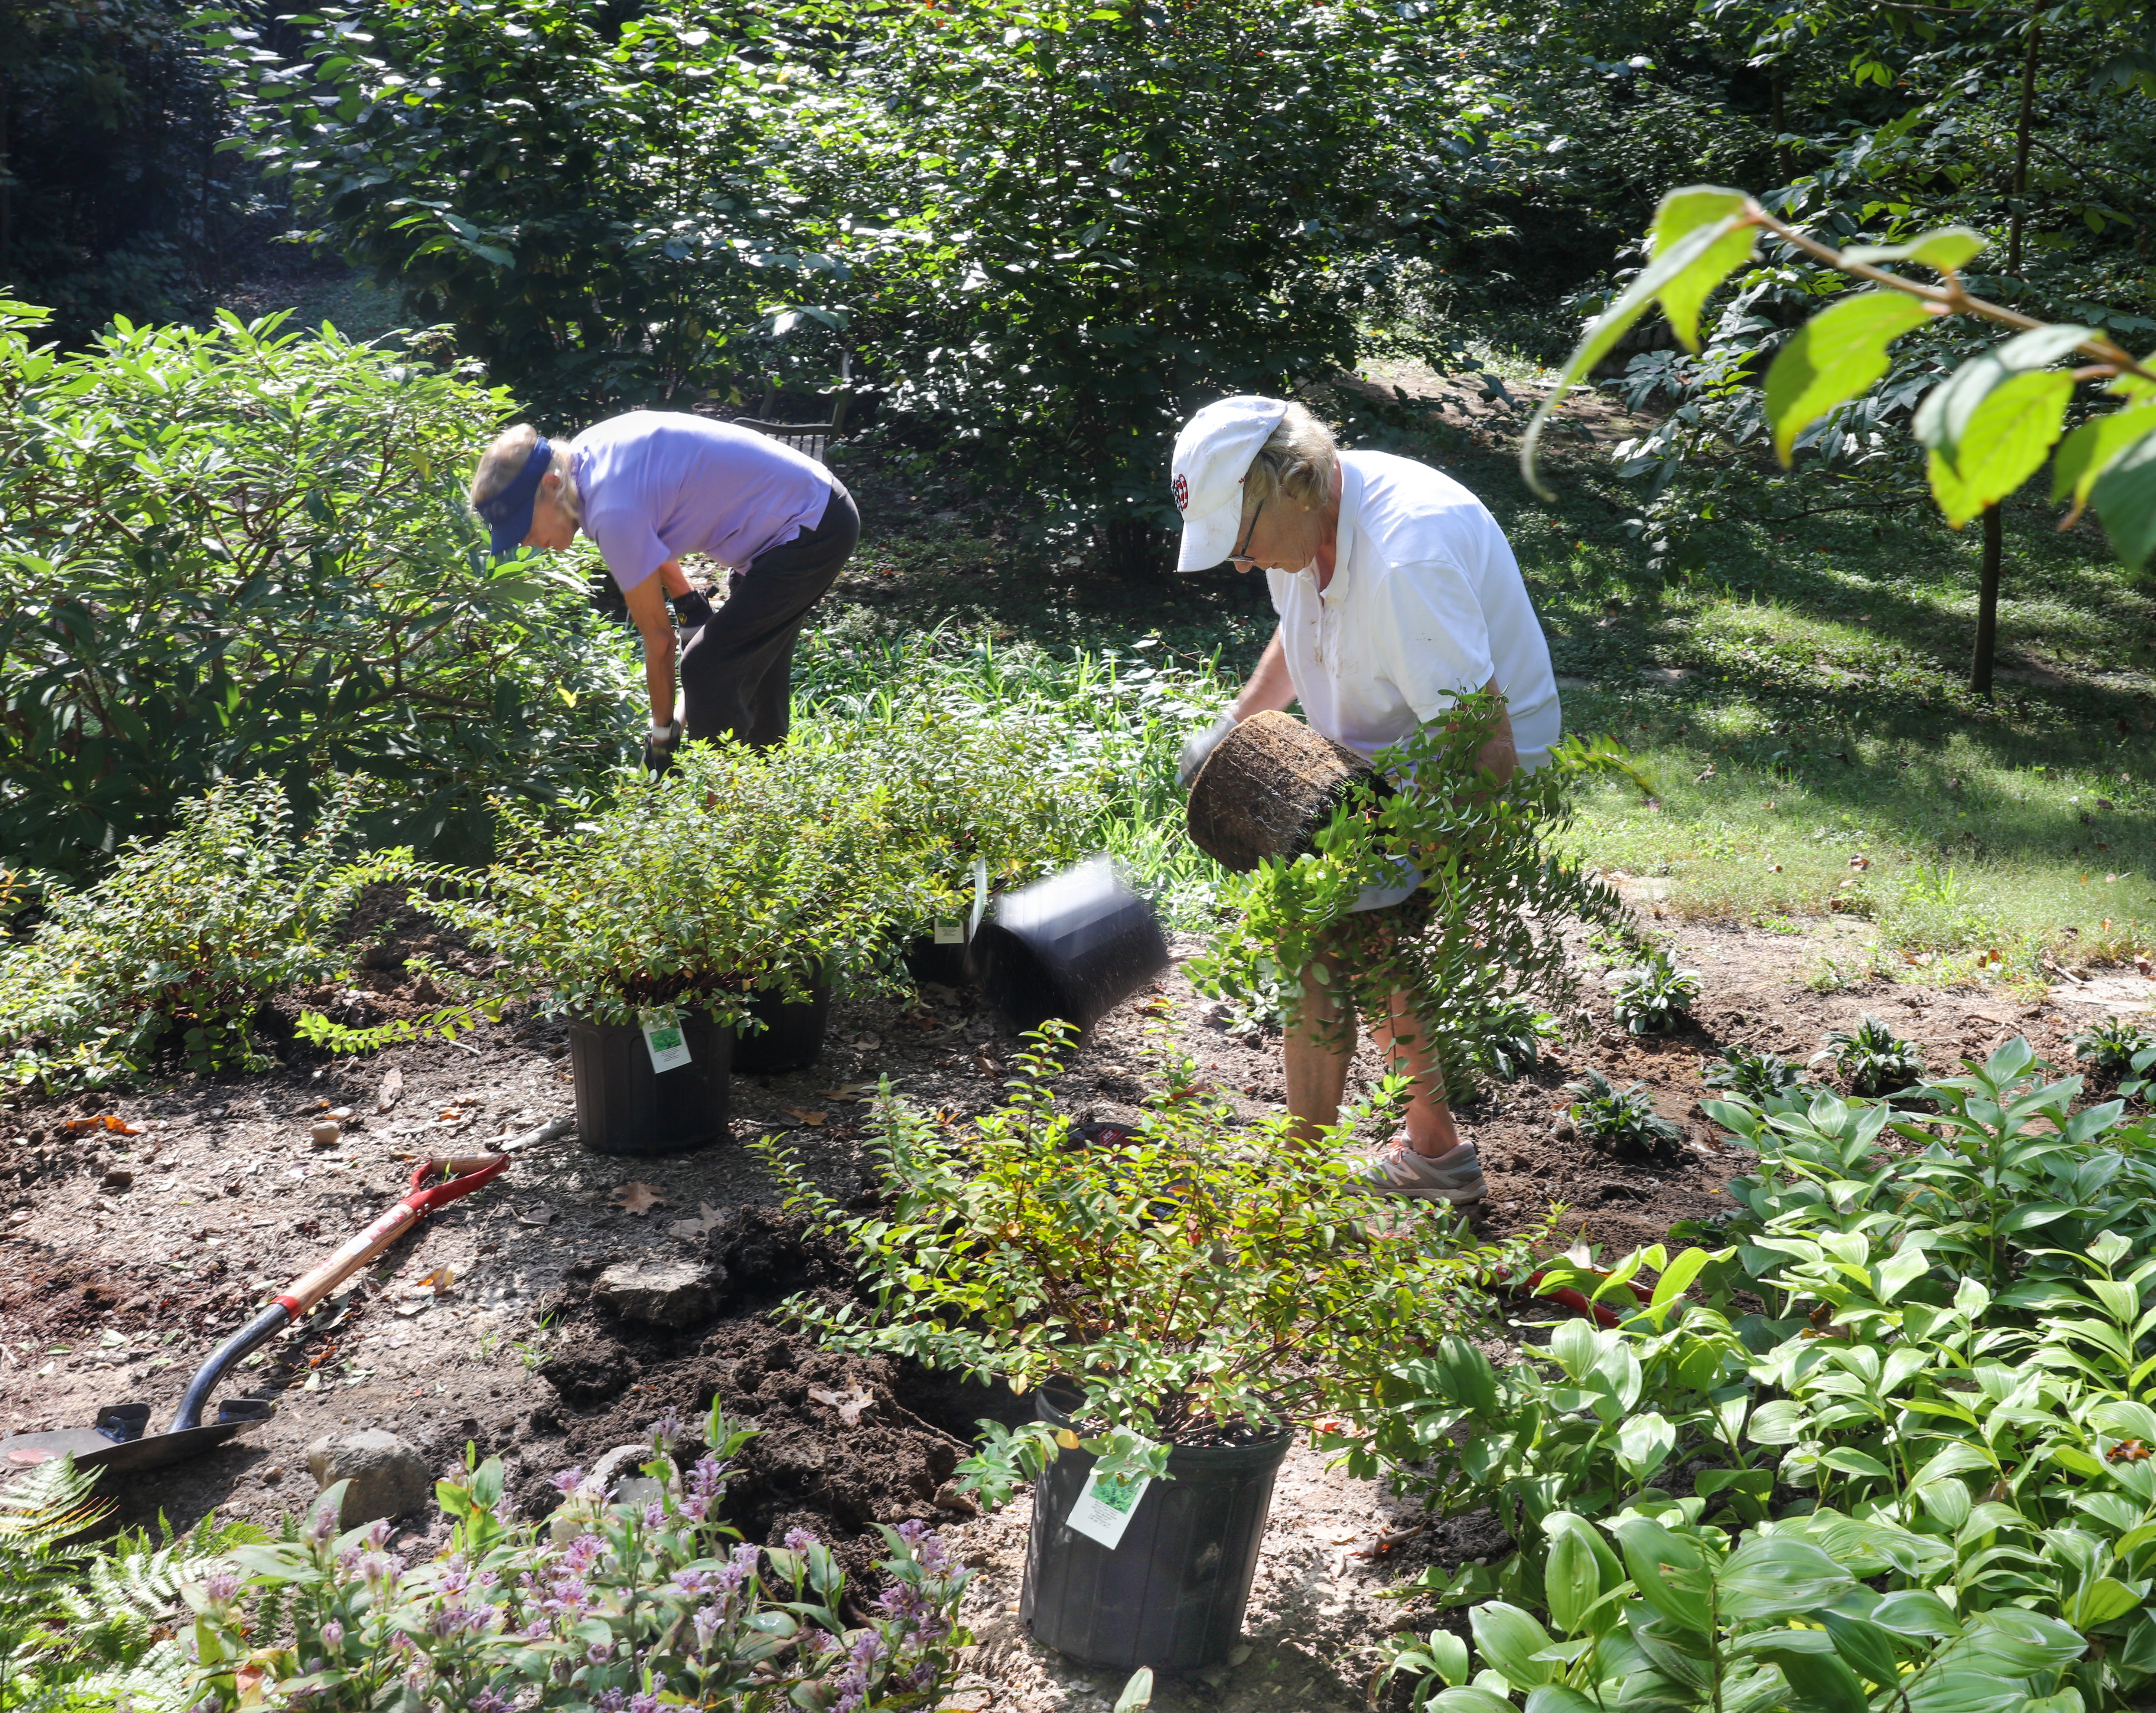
[1233,630,1297,720]
[642,632,677,728]
[1459,675,1514,784]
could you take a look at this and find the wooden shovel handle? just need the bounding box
[272,1153,509,1321]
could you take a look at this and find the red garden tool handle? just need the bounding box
[173,1152,511,1432]
[1485,1264,1659,1329]
[273,1152,511,1322]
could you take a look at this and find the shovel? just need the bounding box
[0,1151,512,1476]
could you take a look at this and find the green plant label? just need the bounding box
[641,1010,692,1074]
[934,920,965,945]
[1067,1439,1157,1550]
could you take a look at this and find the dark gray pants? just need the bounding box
[679,482,859,749]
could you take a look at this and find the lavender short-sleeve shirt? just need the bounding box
[571,411,836,592]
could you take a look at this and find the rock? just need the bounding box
[593,1258,726,1326]
[305,1429,430,1525]
[310,1122,341,1149]
[101,1167,133,1190]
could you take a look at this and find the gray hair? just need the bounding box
[1241,402,1338,520]
[469,422,581,525]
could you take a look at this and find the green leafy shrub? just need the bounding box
[1701,1043,1805,1106]
[182,1406,972,1711]
[0,301,639,879]
[817,0,1454,570]
[209,1,839,413]
[1191,701,1631,1108]
[2076,1017,2154,1086]
[1814,1012,1927,1097]
[0,776,374,1088]
[1563,1068,1686,1162]
[300,741,929,1049]
[763,1025,1526,1500]
[1605,949,1700,1036]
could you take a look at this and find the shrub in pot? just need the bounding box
[300,743,926,1152]
[762,1027,1529,1673]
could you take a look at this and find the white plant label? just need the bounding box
[933,920,965,945]
[1065,1439,1156,1551]
[640,1011,692,1073]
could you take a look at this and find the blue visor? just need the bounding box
[473,437,553,555]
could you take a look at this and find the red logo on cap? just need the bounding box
[1172,473,1189,512]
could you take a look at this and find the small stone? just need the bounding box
[593,1258,726,1327]
[329,1107,354,1122]
[101,1167,134,1190]
[1196,1663,1232,1689]
[310,1122,341,1149]
[262,1464,283,1484]
[305,1429,430,1525]
[1228,1644,1252,1665]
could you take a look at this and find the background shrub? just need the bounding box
[0,302,640,878]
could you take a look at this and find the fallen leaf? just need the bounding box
[1766,861,1783,873]
[1693,764,1715,784]
[610,1182,666,1215]
[807,1384,875,1426]
[667,1203,728,1240]
[1848,854,1871,870]
[780,1107,828,1127]
[375,1068,404,1113]
[413,1266,455,1294]
[2107,872,2132,884]
[511,1203,557,1227]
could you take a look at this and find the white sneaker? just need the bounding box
[1356,1140,1486,1203]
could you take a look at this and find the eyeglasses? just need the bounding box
[1225,501,1264,571]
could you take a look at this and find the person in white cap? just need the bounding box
[1170,396,1560,1204]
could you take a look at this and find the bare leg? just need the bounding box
[1283,956,1355,1146]
[1370,993,1465,1160]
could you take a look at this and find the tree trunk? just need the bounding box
[1971,505,2003,697]
[1185,710,1381,872]
[2006,13,2040,277]
[1771,71,1790,187]
[1096,515,1169,580]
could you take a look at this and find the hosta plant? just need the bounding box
[1564,1069,1687,1162]
[2075,1017,2154,1093]
[1606,949,1700,1037]
[0,775,373,1087]
[1813,1013,1926,1097]
[1701,1044,1805,1106]
[183,1403,971,1712]
[764,1024,1528,1497]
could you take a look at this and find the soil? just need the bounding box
[1,905,2146,1710]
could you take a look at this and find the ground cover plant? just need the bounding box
[0,776,374,1090]
[1815,1012,1928,1097]
[171,1404,973,1712]
[1701,1044,1805,1106]
[765,1025,1532,1497]
[1607,949,1701,1037]
[1562,1068,1687,1164]
[1367,1039,2156,1712]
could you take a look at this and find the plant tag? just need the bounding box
[640,1011,691,1074]
[933,920,965,945]
[1065,1439,1156,1551]
[970,854,989,939]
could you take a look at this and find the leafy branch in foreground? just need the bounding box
[1523,185,2156,571]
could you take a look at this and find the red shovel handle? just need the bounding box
[272,1152,511,1321]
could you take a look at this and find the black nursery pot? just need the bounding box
[1020,1390,1292,1674]
[730,962,833,1076]
[566,1012,732,1156]
[970,855,1169,1037]
[902,930,974,991]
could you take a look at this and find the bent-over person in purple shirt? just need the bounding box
[467,411,860,771]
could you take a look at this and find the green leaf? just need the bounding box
[1842,226,1988,274]
[1914,324,2090,470]
[1471,1601,1559,1687]
[1765,291,1934,465]
[1616,1411,1677,1484]
[2091,420,2156,568]
[2075,1576,2143,1627]
[1715,1536,1857,1621]
[2049,403,2156,518]
[1522,1688,1603,1713]
[1649,186,1759,351]
[1746,1635,1870,1713]
[1430,1691,1519,1713]
[1420,1631,1473,1687]
[1113,1666,1153,1712]
[1872,1588,1963,1638]
[1820,1610,1906,1689]
[1545,1525,1602,1637]
[1521,192,1756,499]
[1932,369,2075,525]
[1819,1446,1895,1479]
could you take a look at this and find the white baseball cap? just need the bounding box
[1170,396,1289,572]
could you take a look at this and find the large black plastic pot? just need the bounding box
[1020,1390,1292,1674]
[970,856,1169,1037]
[731,964,833,1076]
[902,930,973,990]
[567,1012,732,1156]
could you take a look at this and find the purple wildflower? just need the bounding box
[548,1466,586,1496]
[202,1570,241,1607]
[784,1527,820,1553]
[644,1499,667,1528]
[649,1410,683,1448]
[320,1620,343,1652]
[586,1640,615,1665]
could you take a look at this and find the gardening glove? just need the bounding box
[1177,711,1238,789]
[672,588,715,629]
[642,718,683,777]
